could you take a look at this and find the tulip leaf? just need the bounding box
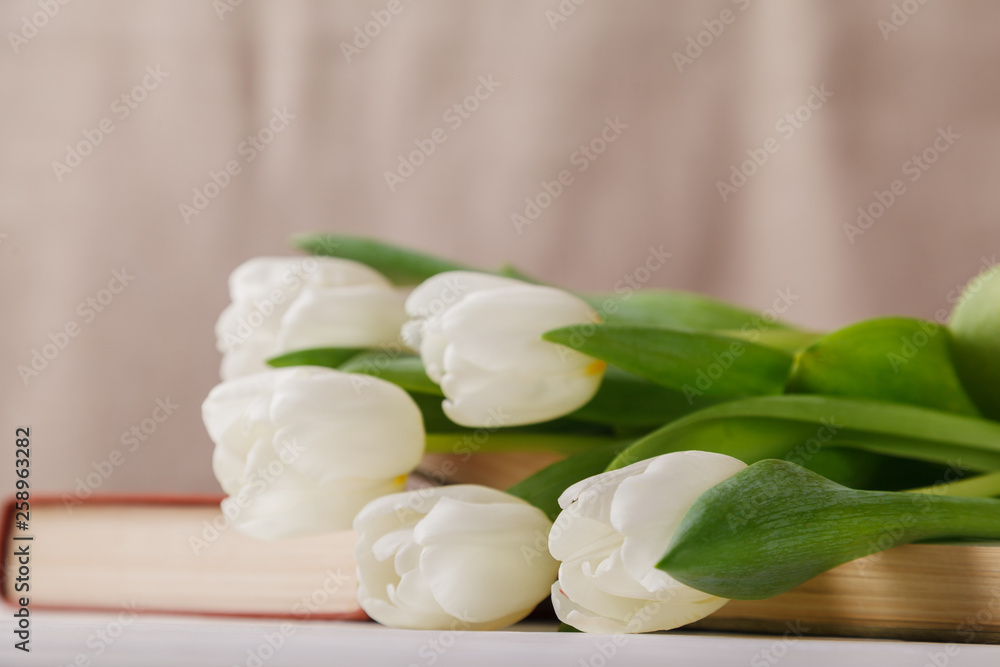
[949,263,1000,420]
[582,290,796,332]
[543,324,794,402]
[569,366,711,428]
[338,352,444,396]
[506,445,628,521]
[608,395,1000,476]
[657,459,1000,600]
[292,233,474,285]
[717,328,823,353]
[266,347,366,369]
[787,317,980,416]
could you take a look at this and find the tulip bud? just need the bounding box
[660,459,1000,600]
[202,366,425,539]
[949,263,1000,419]
[354,485,558,630]
[548,451,746,633]
[215,256,406,379]
[401,271,606,427]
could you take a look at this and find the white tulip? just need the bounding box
[402,271,606,427]
[215,256,406,380]
[202,366,425,539]
[548,451,748,633]
[354,485,558,630]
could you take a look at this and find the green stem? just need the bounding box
[907,493,1000,538]
[424,432,622,456]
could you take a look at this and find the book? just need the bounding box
[693,543,1000,643]
[1,495,363,620]
[4,495,999,643]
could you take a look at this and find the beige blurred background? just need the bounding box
[1,0,998,495]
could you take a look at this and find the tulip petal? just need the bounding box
[359,595,455,631]
[420,542,555,625]
[417,320,449,383]
[557,457,655,510]
[210,445,245,496]
[390,571,447,616]
[233,474,406,539]
[268,370,425,482]
[355,533,399,602]
[371,528,413,563]
[622,595,731,633]
[590,548,658,600]
[354,485,520,533]
[202,370,285,445]
[404,275,605,427]
[227,257,309,302]
[440,286,599,375]
[551,582,631,634]
[404,272,522,319]
[612,451,745,592]
[394,537,422,574]
[413,496,551,546]
[355,485,558,630]
[548,513,621,563]
[440,350,602,427]
[217,256,405,380]
[277,284,406,352]
[557,560,641,623]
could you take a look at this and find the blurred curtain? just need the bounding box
[1,0,998,492]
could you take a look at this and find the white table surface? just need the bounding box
[3,612,999,667]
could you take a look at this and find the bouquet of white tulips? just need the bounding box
[201,234,1000,634]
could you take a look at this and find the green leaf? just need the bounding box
[608,395,1000,475]
[292,233,473,285]
[718,328,823,353]
[266,347,366,369]
[657,459,1000,600]
[543,324,793,402]
[582,290,795,332]
[949,263,1000,420]
[787,317,980,416]
[506,445,627,521]
[338,352,444,396]
[568,366,709,428]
